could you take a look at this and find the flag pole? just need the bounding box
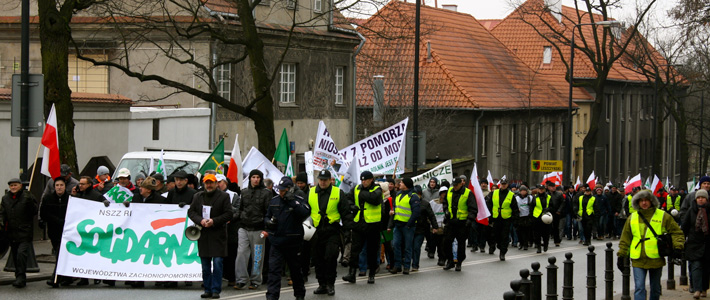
[28,142,42,191]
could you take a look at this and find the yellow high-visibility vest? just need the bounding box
[447,188,471,220]
[492,190,514,219]
[533,194,551,218]
[309,186,341,227]
[629,209,665,259]
[394,192,413,222]
[353,185,382,223]
[578,195,596,216]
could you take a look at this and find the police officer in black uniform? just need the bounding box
[309,170,352,296]
[442,176,477,271]
[342,171,383,284]
[264,176,310,300]
[486,177,519,261]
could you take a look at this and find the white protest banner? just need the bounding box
[241,147,285,189]
[56,197,201,281]
[103,185,134,203]
[411,160,453,190]
[339,156,360,194]
[304,151,315,185]
[313,121,341,171]
[339,118,408,175]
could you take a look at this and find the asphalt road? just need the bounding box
[0,239,681,300]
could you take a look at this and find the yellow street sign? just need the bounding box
[531,160,563,172]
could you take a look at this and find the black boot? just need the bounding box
[437,258,446,266]
[499,250,507,261]
[543,244,548,252]
[327,284,335,295]
[455,262,462,272]
[443,260,455,270]
[367,269,376,284]
[536,245,542,253]
[314,285,328,294]
[342,267,356,283]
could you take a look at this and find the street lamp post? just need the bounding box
[565,20,620,186]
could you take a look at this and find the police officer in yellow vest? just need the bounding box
[485,177,519,261]
[442,176,477,271]
[623,187,641,218]
[309,170,352,296]
[342,171,382,285]
[388,178,421,274]
[617,189,683,300]
[530,184,552,253]
[666,187,681,218]
[573,184,597,246]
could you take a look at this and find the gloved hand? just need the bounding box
[350,205,360,214]
[445,211,451,219]
[103,200,111,207]
[123,201,131,208]
[179,202,186,208]
[617,256,627,271]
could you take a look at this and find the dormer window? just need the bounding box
[542,46,552,64]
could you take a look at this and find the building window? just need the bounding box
[628,95,634,121]
[524,125,529,152]
[542,46,552,64]
[538,123,543,151]
[280,63,296,104]
[285,0,296,9]
[152,119,160,141]
[511,125,517,153]
[217,63,231,100]
[481,126,487,157]
[550,124,556,149]
[314,0,322,12]
[335,66,344,105]
[605,94,612,122]
[495,125,501,154]
[620,94,625,121]
[68,53,109,94]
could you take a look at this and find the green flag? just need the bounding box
[274,128,290,165]
[199,139,225,175]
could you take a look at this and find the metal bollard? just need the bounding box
[621,256,631,300]
[520,269,532,300]
[530,262,542,300]
[546,256,558,300]
[587,246,596,300]
[680,258,688,286]
[512,279,525,300]
[605,242,614,300]
[562,252,574,300]
[667,255,676,290]
[504,291,517,300]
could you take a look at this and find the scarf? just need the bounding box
[696,206,709,235]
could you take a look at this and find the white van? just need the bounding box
[113,151,231,182]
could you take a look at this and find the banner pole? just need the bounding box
[28,142,42,191]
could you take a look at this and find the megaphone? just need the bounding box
[303,217,316,241]
[541,212,553,224]
[185,225,202,241]
[671,209,679,217]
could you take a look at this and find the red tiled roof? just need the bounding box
[0,88,133,105]
[490,0,675,86]
[356,1,576,110]
[478,19,502,30]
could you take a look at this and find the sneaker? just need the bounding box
[389,267,401,274]
[234,283,247,290]
[402,268,410,275]
[411,267,419,272]
[248,283,259,290]
[427,252,435,259]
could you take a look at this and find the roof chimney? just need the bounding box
[545,0,562,23]
[441,4,457,12]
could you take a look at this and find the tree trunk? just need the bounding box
[38,0,79,174]
[238,0,276,158]
[582,85,605,178]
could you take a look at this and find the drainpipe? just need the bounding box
[328,0,365,144]
[474,110,484,161]
[210,43,217,148]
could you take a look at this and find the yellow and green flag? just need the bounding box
[199,139,225,175]
[274,128,290,166]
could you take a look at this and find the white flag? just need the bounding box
[339,155,360,194]
[285,156,295,177]
[241,147,284,189]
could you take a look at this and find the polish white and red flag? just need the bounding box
[574,176,581,191]
[40,104,61,179]
[625,174,642,194]
[226,134,243,186]
[586,171,596,189]
[541,171,562,186]
[651,174,664,195]
[487,170,494,190]
[469,163,491,226]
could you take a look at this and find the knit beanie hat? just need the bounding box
[402,178,414,190]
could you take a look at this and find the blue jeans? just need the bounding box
[392,224,415,269]
[598,214,608,237]
[358,240,381,273]
[632,267,662,300]
[412,233,426,269]
[690,260,710,292]
[201,257,224,294]
[614,217,625,237]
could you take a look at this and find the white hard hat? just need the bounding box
[541,212,553,224]
[671,209,679,217]
[117,168,131,178]
[439,186,449,193]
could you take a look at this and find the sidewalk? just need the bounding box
[613,278,694,299]
[0,239,54,285]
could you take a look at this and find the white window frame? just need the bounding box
[542,46,552,64]
[280,63,297,104]
[314,0,322,12]
[335,66,344,105]
[217,63,231,100]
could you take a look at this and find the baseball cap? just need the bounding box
[202,174,217,182]
[117,168,131,178]
[60,164,72,176]
[215,174,228,182]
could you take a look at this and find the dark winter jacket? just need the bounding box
[188,189,233,257]
[92,176,115,194]
[309,184,352,234]
[39,191,69,243]
[681,200,710,261]
[442,186,477,225]
[237,171,272,230]
[1,189,37,242]
[415,200,439,235]
[74,185,103,202]
[608,191,624,215]
[167,186,197,205]
[265,191,310,247]
[132,190,168,204]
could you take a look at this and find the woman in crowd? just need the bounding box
[682,189,710,298]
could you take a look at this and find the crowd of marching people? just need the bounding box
[4,163,710,300]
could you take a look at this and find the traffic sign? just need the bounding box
[11,73,44,137]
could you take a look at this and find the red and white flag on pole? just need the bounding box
[486,170,494,190]
[625,174,642,194]
[651,174,664,194]
[40,104,61,179]
[226,134,243,186]
[574,176,581,191]
[586,171,596,188]
[469,163,491,226]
